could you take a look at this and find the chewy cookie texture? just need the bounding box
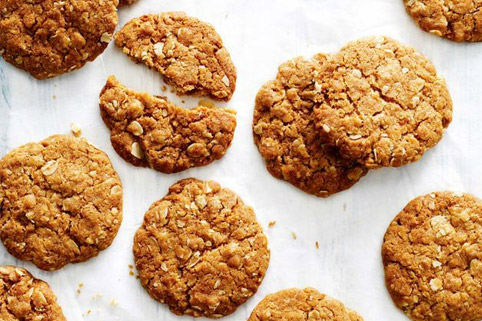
[382,192,482,321]
[115,12,237,101]
[404,0,482,42]
[0,135,123,271]
[253,54,367,198]
[315,36,452,168]
[0,0,118,79]
[0,266,66,321]
[100,76,236,173]
[248,288,363,321]
[133,178,270,318]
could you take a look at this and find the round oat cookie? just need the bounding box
[0,135,123,271]
[382,191,482,321]
[247,288,363,321]
[0,0,118,79]
[0,266,66,321]
[315,36,452,168]
[253,55,367,197]
[133,178,270,318]
[404,0,482,42]
[115,12,236,101]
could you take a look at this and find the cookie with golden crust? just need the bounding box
[133,178,270,318]
[382,191,482,321]
[0,266,66,321]
[315,36,452,168]
[253,55,367,197]
[0,0,118,79]
[115,12,236,101]
[404,0,482,42]
[0,135,123,271]
[99,76,236,174]
[247,288,363,321]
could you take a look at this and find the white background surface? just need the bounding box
[0,0,481,320]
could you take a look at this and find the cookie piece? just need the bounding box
[100,76,236,173]
[247,288,363,321]
[0,266,66,321]
[315,36,452,168]
[0,0,118,79]
[133,178,270,318]
[253,55,367,197]
[119,0,138,6]
[115,12,236,101]
[404,0,482,42]
[382,191,482,321]
[0,135,123,271]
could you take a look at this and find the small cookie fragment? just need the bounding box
[133,178,270,318]
[314,36,452,168]
[247,288,364,321]
[99,76,236,173]
[0,266,67,321]
[0,0,118,79]
[0,135,123,270]
[119,0,139,6]
[404,0,482,42]
[115,12,237,101]
[253,55,367,197]
[382,191,482,321]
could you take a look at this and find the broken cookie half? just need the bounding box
[99,76,237,174]
[114,12,237,101]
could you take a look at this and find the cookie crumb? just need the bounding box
[70,123,82,137]
[110,299,119,307]
[199,99,215,108]
[315,241,319,249]
[268,221,276,228]
[291,232,297,240]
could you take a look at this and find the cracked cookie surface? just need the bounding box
[314,36,452,168]
[0,0,118,79]
[100,76,236,174]
[247,288,363,321]
[0,266,66,321]
[0,135,123,271]
[382,191,482,321]
[133,178,270,318]
[253,55,367,197]
[114,12,236,101]
[404,0,482,42]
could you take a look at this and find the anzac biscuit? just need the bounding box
[0,135,123,271]
[253,55,367,197]
[382,191,482,321]
[115,12,236,101]
[404,0,482,42]
[133,178,270,318]
[0,0,118,79]
[315,36,452,168]
[99,76,236,174]
[0,266,66,321]
[247,288,363,321]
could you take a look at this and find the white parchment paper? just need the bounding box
[1,0,481,320]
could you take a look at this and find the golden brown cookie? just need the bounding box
[115,12,237,101]
[253,55,367,197]
[0,266,66,321]
[314,36,452,168]
[247,288,364,321]
[0,0,118,79]
[99,76,236,174]
[404,0,482,42]
[0,135,123,271]
[382,191,482,321]
[133,178,270,318]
